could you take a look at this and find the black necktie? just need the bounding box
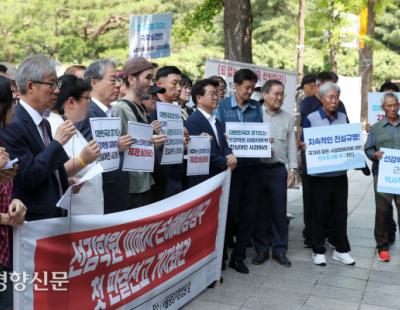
[40,119,64,198]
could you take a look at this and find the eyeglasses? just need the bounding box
[270,92,286,98]
[31,80,62,90]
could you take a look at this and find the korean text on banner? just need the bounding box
[129,13,172,59]
[123,122,155,172]
[226,122,271,158]
[161,120,184,165]
[304,123,365,174]
[368,92,400,125]
[187,136,211,176]
[90,117,121,172]
[13,171,231,310]
[377,147,400,194]
[156,102,181,134]
[205,58,297,116]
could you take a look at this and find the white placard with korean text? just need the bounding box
[187,136,211,176]
[156,102,181,134]
[161,120,184,165]
[377,147,400,194]
[303,123,365,174]
[225,122,271,158]
[90,117,121,172]
[123,122,155,172]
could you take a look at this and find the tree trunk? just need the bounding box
[328,0,338,73]
[359,0,376,123]
[296,0,305,83]
[223,0,252,63]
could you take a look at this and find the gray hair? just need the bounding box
[84,59,116,84]
[319,82,341,98]
[381,92,399,106]
[16,54,57,95]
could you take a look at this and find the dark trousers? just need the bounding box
[309,175,351,254]
[300,169,312,242]
[225,165,259,261]
[129,190,153,209]
[253,164,288,255]
[373,177,400,250]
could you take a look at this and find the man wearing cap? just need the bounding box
[113,57,166,208]
[297,73,317,98]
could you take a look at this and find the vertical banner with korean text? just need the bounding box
[90,117,121,172]
[303,123,365,174]
[122,122,155,172]
[129,13,172,59]
[225,122,271,158]
[13,171,231,310]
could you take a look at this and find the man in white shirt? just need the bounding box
[76,59,133,213]
[0,54,76,220]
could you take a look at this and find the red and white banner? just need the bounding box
[13,171,231,309]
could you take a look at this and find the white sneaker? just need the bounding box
[312,253,327,266]
[332,250,356,265]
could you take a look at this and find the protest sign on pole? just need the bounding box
[225,122,271,158]
[13,171,231,310]
[161,120,184,165]
[156,102,181,134]
[123,122,155,172]
[368,92,400,125]
[303,123,365,174]
[187,136,211,176]
[205,58,297,115]
[129,13,172,59]
[90,117,121,172]
[377,147,400,194]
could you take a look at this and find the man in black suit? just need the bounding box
[185,78,237,186]
[0,54,76,221]
[76,59,133,214]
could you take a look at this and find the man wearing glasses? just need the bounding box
[0,54,76,220]
[77,59,133,214]
[252,79,297,268]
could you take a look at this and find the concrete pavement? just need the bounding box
[185,170,400,310]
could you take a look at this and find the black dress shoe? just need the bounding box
[272,253,292,267]
[251,252,269,265]
[229,259,249,274]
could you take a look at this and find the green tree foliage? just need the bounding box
[0,0,398,86]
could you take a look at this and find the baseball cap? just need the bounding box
[297,73,316,90]
[123,57,153,78]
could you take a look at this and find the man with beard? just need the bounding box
[113,57,166,208]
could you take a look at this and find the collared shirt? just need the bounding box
[261,106,297,169]
[92,97,112,117]
[19,99,46,141]
[365,116,400,175]
[216,95,263,124]
[197,107,219,145]
[230,95,258,122]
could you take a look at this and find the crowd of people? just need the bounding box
[0,55,399,308]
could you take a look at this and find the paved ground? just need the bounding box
[185,169,400,310]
